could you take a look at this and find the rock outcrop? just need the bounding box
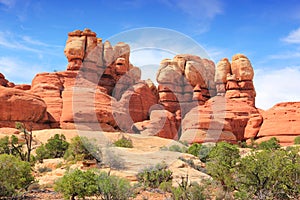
[256,102,300,145]
[0,86,49,129]
[27,28,157,131]
[136,54,216,139]
[181,54,262,143]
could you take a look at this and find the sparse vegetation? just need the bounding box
[54,169,133,200]
[113,135,133,148]
[103,148,125,170]
[160,144,188,153]
[171,175,206,200]
[137,162,173,188]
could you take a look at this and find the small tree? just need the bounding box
[0,154,34,197]
[15,122,33,162]
[206,142,240,193]
[36,134,69,162]
[46,134,69,158]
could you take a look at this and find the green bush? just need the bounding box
[0,136,10,154]
[64,136,99,161]
[137,162,172,188]
[55,169,132,200]
[54,169,97,200]
[187,143,202,157]
[198,143,215,163]
[113,135,133,148]
[94,171,133,200]
[258,137,281,150]
[235,147,300,199]
[36,134,69,162]
[0,154,34,197]
[294,136,300,145]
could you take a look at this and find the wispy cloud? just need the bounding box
[175,0,223,20]
[0,31,63,55]
[0,0,16,8]
[0,57,44,83]
[254,66,300,109]
[282,27,300,44]
[161,0,223,34]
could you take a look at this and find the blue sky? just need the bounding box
[0,0,300,109]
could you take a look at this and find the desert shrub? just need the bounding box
[36,134,69,162]
[171,177,206,200]
[234,147,300,199]
[64,136,99,161]
[94,171,133,200]
[55,169,132,200]
[206,142,240,192]
[0,154,34,197]
[113,135,133,148]
[294,136,300,145]
[178,157,204,172]
[187,143,202,157]
[160,144,187,153]
[258,137,280,150]
[37,166,52,173]
[198,143,215,163]
[54,169,97,200]
[137,162,172,188]
[103,148,125,170]
[35,144,49,163]
[0,136,10,154]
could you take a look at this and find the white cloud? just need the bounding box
[0,57,44,83]
[254,67,300,110]
[0,31,63,57]
[268,51,300,60]
[282,27,300,44]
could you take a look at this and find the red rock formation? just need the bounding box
[181,54,262,143]
[256,102,300,145]
[0,86,49,129]
[139,54,216,139]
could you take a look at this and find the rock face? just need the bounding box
[0,86,49,129]
[256,102,300,145]
[181,54,262,143]
[27,28,156,131]
[138,55,216,139]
